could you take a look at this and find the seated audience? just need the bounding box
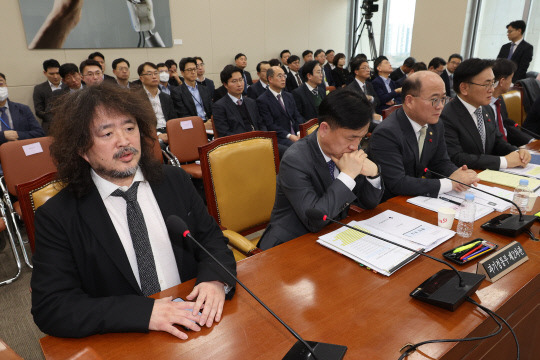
[331,53,350,88]
[212,85,228,103]
[171,57,212,120]
[165,59,183,86]
[156,63,175,95]
[213,65,266,137]
[389,56,415,84]
[33,59,61,132]
[258,89,383,250]
[325,50,335,71]
[280,50,291,74]
[411,62,428,74]
[299,50,314,80]
[80,59,104,87]
[234,53,252,94]
[292,60,326,121]
[314,49,334,87]
[0,73,45,145]
[441,58,530,170]
[428,57,447,75]
[88,52,115,82]
[347,58,379,110]
[522,95,540,135]
[371,56,401,114]
[286,55,303,92]
[268,59,281,67]
[369,71,478,201]
[31,82,236,339]
[441,54,462,98]
[247,61,270,100]
[112,58,133,89]
[195,57,215,97]
[57,63,83,93]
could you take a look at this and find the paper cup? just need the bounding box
[437,207,456,229]
[526,193,538,212]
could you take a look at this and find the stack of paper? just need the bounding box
[477,169,540,190]
[407,196,494,220]
[444,184,513,212]
[501,163,540,180]
[316,210,455,276]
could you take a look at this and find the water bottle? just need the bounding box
[456,193,476,238]
[511,179,531,215]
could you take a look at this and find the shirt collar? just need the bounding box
[457,95,480,117]
[227,92,243,103]
[403,109,425,134]
[316,134,331,163]
[355,78,366,87]
[91,167,145,201]
[513,38,523,46]
[446,68,453,77]
[269,87,282,99]
[48,80,62,89]
[305,82,316,92]
[186,82,198,91]
[490,96,498,105]
[144,86,160,98]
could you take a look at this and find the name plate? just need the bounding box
[476,241,528,283]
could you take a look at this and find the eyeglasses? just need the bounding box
[184,68,197,73]
[83,71,102,77]
[229,78,245,84]
[196,63,205,68]
[359,66,370,71]
[116,67,129,72]
[467,81,499,90]
[142,71,159,77]
[274,74,287,79]
[412,95,451,107]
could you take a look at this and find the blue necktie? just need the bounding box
[0,107,10,131]
[507,43,515,60]
[327,160,336,180]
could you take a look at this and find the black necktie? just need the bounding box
[0,107,9,131]
[112,182,161,296]
[327,160,336,180]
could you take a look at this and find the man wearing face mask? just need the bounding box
[157,63,175,96]
[0,73,45,145]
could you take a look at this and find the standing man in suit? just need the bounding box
[286,55,303,92]
[299,50,314,81]
[389,57,415,84]
[247,61,270,100]
[112,58,133,89]
[156,63,175,96]
[195,57,215,97]
[258,89,383,250]
[171,57,212,121]
[369,71,478,201]
[280,50,291,74]
[440,54,462,98]
[292,61,326,121]
[347,58,380,111]
[314,49,334,87]
[213,65,266,138]
[88,52,116,83]
[487,58,533,147]
[0,73,45,145]
[441,58,530,170]
[371,56,402,114]
[138,62,176,148]
[257,66,304,152]
[234,53,252,95]
[497,20,534,83]
[33,59,61,132]
[31,83,236,339]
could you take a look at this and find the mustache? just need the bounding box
[113,147,139,160]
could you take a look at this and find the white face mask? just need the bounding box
[159,72,170,82]
[0,87,8,101]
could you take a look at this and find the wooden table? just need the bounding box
[0,339,23,360]
[40,196,539,360]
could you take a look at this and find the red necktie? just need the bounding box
[494,99,507,141]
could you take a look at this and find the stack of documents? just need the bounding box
[407,196,494,220]
[444,184,513,212]
[317,210,455,276]
[478,169,540,191]
[501,163,540,180]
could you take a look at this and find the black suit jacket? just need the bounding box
[389,67,406,82]
[322,64,334,86]
[0,100,45,144]
[484,97,533,147]
[31,166,236,338]
[368,107,457,200]
[32,81,55,126]
[331,67,350,88]
[213,85,228,103]
[497,40,534,82]
[440,97,518,170]
[346,79,380,111]
[522,96,540,135]
[171,83,212,119]
[281,64,290,74]
[196,78,215,99]
[256,89,304,146]
[258,131,384,249]
[212,95,266,137]
[371,76,401,114]
[158,92,177,121]
[292,83,326,121]
[286,71,302,92]
[246,80,268,100]
[440,70,452,97]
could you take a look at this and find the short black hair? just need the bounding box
[234,53,246,61]
[333,53,346,67]
[194,56,204,63]
[303,60,321,78]
[88,52,105,60]
[314,49,325,57]
[156,62,167,69]
[165,59,177,69]
[373,55,388,75]
[79,59,102,73]
[220,65,243,84]
[59,63,79,78]
[350,58,368,72]
[448,53,463,62]
[43,59,60,72]
[428,57,447,69]
[403,57,416,68]
[256,61,270,73]
[412,62,427,72]
[112,58,130,70]
[280,50,290,58]
[268,59,281,67]
[0,73,6,81]
[507,20,526,34]
[318,89,373,130]
[179,57,197,72]
[325,49,334,55]
[287,55,300,65]
[302,50,313,58]
[137,62,157,76]
[492,58,517,80]
[453,58,494,94]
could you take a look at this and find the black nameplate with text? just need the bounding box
[476,241,528,282]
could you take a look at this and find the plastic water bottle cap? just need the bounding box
[519,179,529,186]
[465,193,475,201]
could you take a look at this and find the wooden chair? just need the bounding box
[199,131,280,261]
[502,88,525,125]
[16,172,65,253]
[382,104,402,119]
[326,86,336,93]
[299,118,319,138]
[165,117,208,178]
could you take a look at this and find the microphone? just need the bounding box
[425,168,537,237]
[513,123,540,139]
[305,209,485,311]
[166,215,347,360]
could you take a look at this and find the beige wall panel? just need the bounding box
[308,0,348,53]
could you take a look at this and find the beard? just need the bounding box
[94,146,140,179]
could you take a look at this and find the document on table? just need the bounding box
[407,196,494,221]
[478,169,540,190]
[501,163,540,179]
[316,210,455,276]
[444,184,513,212]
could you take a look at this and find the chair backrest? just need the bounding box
[210,115,219,138]
[299,118,319,138]
[382,104,402,119]
[326,86,336,93]
[16,172,65,252]
[166,117,208,162]
[199,131,279,233]
[502,89,524,125]
[0,137,56,196]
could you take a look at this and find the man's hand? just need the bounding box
[385,100,395,106]
[332,149,378,179]
[449,165,479,192]
[289,134,299,142]
[171,72,183,85]
[158,133,168,144]
[395,87,402,94]
[148,296,201,340]
[366,94,374,102]
[186,281,226,328]
[506,150,531,168]
[4,131,19,141]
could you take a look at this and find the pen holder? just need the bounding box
[443,238,498,265]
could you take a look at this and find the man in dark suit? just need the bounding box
[171,57,212,120]
[234,53,252,95]
[286,55,303,92]
[389,57,415,84]
[112,58,135,89]
[156,63,176,96]
[165,59,183,87]
[371,56,402,114]
[440,54,462,98]
[213,65,266,138]
[314,49,334,87]
[258,89,383,250]
[441,58,530,170]
[347,58,380,111]
[257,66,304,151]
[33,59,62,131]
[299,50,313,81]
[88,52,116,83]
[292,61,326,121]
[31,83,236,339]
[80,59,105,87]
[497,20,534,82]
[522,95,540,135]
[280,50,291,74]
[247,61,270,100]
[324,49,335,75]
[195,57,215,97]
[369,71,478,201]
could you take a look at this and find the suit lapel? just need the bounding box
[225,96,245,128]
[396,109,421,163]
[181,85,197,115]
[302,84,317,111]
[453,99,485,154]
[307,130,334,188]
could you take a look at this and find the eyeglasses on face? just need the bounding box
[412,95,451,107]
[467,81,499,90]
